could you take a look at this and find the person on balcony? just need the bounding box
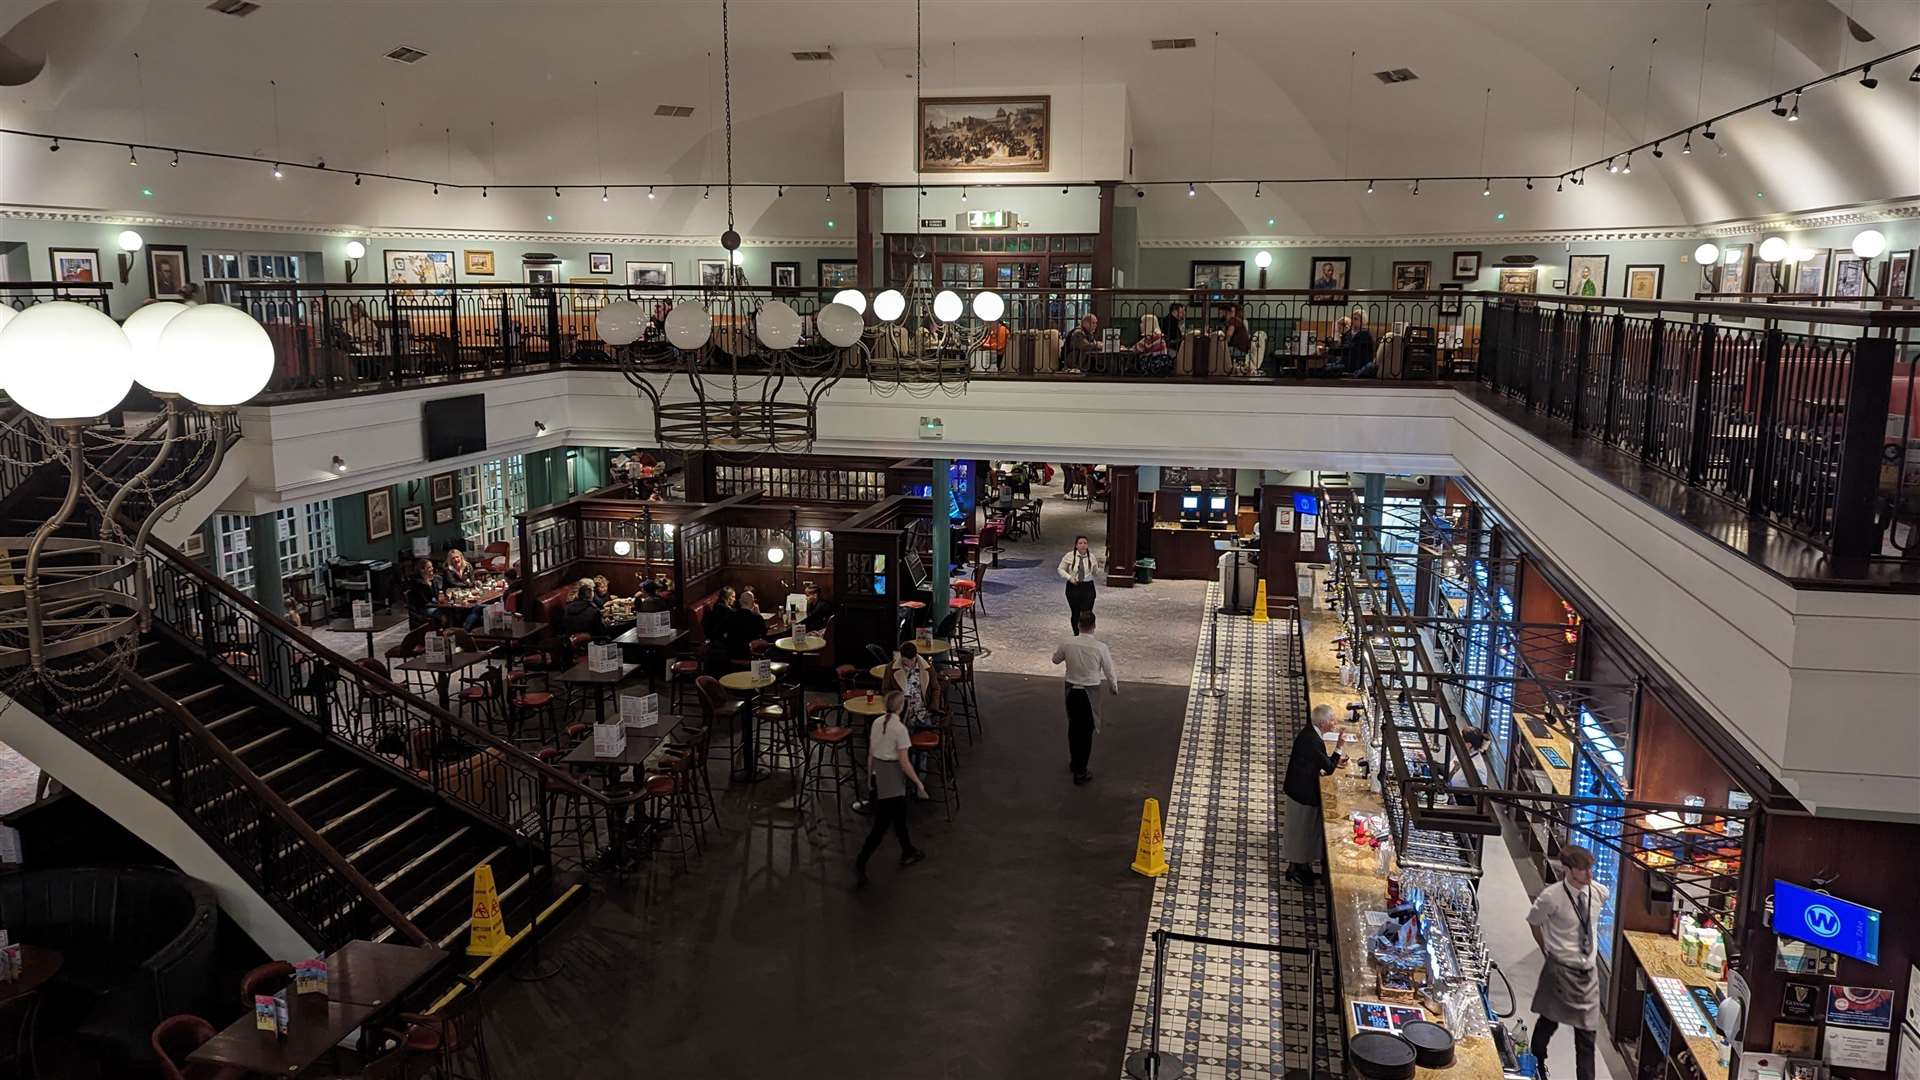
[1134,314,1168,355]
[1225,304,1252,365]
[1162,303,1185,347]
[1344,310,1379,377]
[1062,314,1100,371]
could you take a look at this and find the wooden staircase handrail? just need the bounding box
[115,664,433,948]
[143,537,640,810]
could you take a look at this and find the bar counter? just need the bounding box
[1622,931,1730,1080]
[1146,521,1239,579]
[1305,608,1506,1080]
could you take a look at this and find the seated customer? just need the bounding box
[1224,304,1252,364]
[1343,310,1378,377]
[403,559,443,625]
[634,580,671,613]
[442,548,475,588]
[801,580,835,631]
[1134,313,1168,354]
[590,575,613,609]
[735,588,769,643]
[1062,314,1099,370]
[557,583,607,638]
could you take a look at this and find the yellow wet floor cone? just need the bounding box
[1252,579,1270,623]
[466,863,508,957]
[1131,798,1169,877]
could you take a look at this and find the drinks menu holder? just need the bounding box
[592,722,627,758]
[351,599,373,631]
[423,632,450,664]
[294,957,328,995]
[621,691,661,729]
[633,610,672,637]
[588,642,622,674]
[750,658,773,682]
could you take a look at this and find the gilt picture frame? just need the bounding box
[917,96,1050,173]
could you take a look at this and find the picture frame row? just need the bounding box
[382,250,861,291]
[364,484,455,544]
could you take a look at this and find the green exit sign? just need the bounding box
[965,210,1018,230]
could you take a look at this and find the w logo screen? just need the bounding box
[1775,880,1881,964]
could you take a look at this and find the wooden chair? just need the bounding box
[151,1015,245,1080]
[238,960,294,1007]
[395,985,494,1080]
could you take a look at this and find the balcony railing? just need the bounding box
[1,281,112,313]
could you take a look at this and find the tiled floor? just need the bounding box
[1122,590,1343,1078]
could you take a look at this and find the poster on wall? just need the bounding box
[48,247,101,284]
[1827,987,1895,1031]
[1826,1028,1890,1070]
[1567,254,1609,296]
[1451,251,1481,280]
[917,96,1050,173]
[1886,250,1913,298]
[1830,255,1868,302]
[1896,1025,1919,1080]
[365,489,394,542]
[1793,251,1829,296]
[1391,261,1431,291]
[1625,264,1665,300]
[384,249,455,291]
[1782,982,1823,1021]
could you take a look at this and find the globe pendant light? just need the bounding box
[873,290,907,323]
[971,290,1005,323]
[1851,229,1887,260]
[596,299,647,346]
[0,301,134,420]
[159,303,274,407]
[832,288,868,316]
[932,290,964,323]
[123,301,190,394]
[816,302,866,348]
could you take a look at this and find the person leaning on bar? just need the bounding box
[1280,703,1344,886]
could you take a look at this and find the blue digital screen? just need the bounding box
[1293,493,1320,516]
[1773,880,1881,964]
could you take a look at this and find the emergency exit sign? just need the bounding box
[920,218,946,228]
[965,210,1018,230]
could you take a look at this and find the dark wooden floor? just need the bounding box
[483,671,1190,1080]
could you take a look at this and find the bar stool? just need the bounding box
[695,676,736,767]
[910,717,959,822]
[666,653,702,713]
[754,682,804,775]
[509,671,558,745]
[534,746,599,867]
[457,667,503,731]
[947,594,980,653]
[659,723,720,835]
[944,648,983,744]
[798,700,857,819]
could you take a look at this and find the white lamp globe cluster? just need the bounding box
[0,300,273,420]
[629,283,1009,356]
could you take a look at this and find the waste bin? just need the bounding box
[1134,557,1157,584]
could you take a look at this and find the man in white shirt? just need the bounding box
[1056,534,1104,635]
[1527,845,1608,1080]
[1051,610,1118,785]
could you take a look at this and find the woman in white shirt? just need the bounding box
[1057,535,1104,636]
[854,691,927,887]
[886,641,934,729]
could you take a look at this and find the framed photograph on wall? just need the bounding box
[818,260,859,290]
[1886,250,1914,298]
[434,505,455,526]
[402,504,425,532]
[145,245,191,299]
[1451,251,1482,280]
[463,249,496,275]
[1624,264,1664,300]
[626,261,672,288]
[1792,251,1829,296]
[48,247,101,284]
[1498,267,1539,306]
[1567,254,1609,297]
[1391,261,1431,291]
[1190,260,1244,292]
[770,262,801,291]
[430,473,455,504]
[697,259,731,288]
[917,96,1050,173]
[383,249,455,288]
[365,489,394,543]
[588,252,614,275]
[1830,254,1868,303]
[1307,256,1349,298]
[1437,284,1464,316]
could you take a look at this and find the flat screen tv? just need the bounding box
[422,395,487,462]
[1773,880,1881,964]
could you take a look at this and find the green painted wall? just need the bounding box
[332,476,468,564]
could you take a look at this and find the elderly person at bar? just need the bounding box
[1133,313,1168,355]
[1280,704,1344,886]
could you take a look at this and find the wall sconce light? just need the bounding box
[612,539,633,556]
[344,240,367,283]
[766,545,787,564]
[331,455,348,474]
[533,420,549,437]
[116,230,144,283]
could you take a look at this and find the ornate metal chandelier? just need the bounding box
[0,301,269,700]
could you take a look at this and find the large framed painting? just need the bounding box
[818,260,859,290]
[1792,251,1829,296]
[48,247,101,284]
[1624,264,1664,300]
[383,249,455,288]
[1391,261,1431,291]
[697,259,734,288]
[1307,256,1350,300]
[1567,254,1609,297]
[1451,251,1482,281]
[1190,260,1244,293]
[146,244,191,299]
[1498,268,1539,305]
[917,96,1050,173]
[626,261,672,288]
[365,488,394,543]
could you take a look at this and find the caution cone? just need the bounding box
[1130,798,1170,878]
[466,863,508,958]
[1251,579,1271,623]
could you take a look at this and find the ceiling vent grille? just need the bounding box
[385,46,428,64]
[206,0,260,15]
[1150,38,1197,50]
[653,104,697,118]
[1373,68,1419,84]
[791,50,835,61]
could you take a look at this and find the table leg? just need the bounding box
[730,695,767,783]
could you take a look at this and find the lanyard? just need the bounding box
[1565,882,1593,956]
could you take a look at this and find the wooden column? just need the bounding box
[1104,465,1139,588]
[1093,180,1117,328]
[681,451,713,502]
[854,182,877,290]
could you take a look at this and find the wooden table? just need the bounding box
[187,993,381,1076]
[0,944,59,1076]
[556,661,641,725]
[718,670,778,782]
[842,694,887,718]
[560,726,676,771]
[339,611,408,659]
[1516,714,1575,795]
[325,940,448,1009]
[612,625,689,689]
[773,634,826,653]
[394,651,491,710]
[906,637,952,657]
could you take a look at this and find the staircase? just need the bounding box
[0,411,608,961]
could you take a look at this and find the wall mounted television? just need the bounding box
[422,395,487,462]
[1773,880,1881,965]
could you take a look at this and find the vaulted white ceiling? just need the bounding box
[0,0,1913,238]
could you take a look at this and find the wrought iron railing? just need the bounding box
[1478,295,1920,563]
[0,281,112,313]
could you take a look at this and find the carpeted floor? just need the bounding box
[971,474,1210,686]
[483,668,1190,1080]
[0,736,43,814]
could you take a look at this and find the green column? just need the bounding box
[1360,472,1387,559]
[931,458,950,627]
[247,512,287,617]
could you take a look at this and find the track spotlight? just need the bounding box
[1607,157,1619,173]
[1701,123,1716,140]
[272,163,283,179]
[1651,142,1663,159]
[554,186,561,197]
[1525,177,1534,190]
[1770,96,1787,117]
[601,186,608,202]
[648,186,656,199]
[1061,185,1068,195]
[1136,186,1146,198]
[1859,66,1877,89]
[1187,181,1196,197]
[1411,179,1421,195]
[919,187,926,196]
[127,145,138,166]
[1255,182,1262,198]
[1622,153,1632,174]
[171,151,180,167]
[482,187,488,197]
[825,187,832,201]
[1786,91,1800,121]
[48,137,57,152]
[331,456,348,474]
[704,186,711,200]
[353,173,361,185]
[961,187,967,200]
[1555,176,1564,192]
[432,183,439,196]
[777,185,784,197]
[1365,179,1374,194]
[1682,133,1692,155]
[1482,180,1491,197]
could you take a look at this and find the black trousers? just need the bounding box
[1531,1017,1595,1080]
[855,796,914,868]
[1065,686,1096,776]
[1065,580,1095,634]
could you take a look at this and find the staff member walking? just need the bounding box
[1528,845,1608,1080]
[1056,534,1104,635]
[1051,611,1117,785]
[1281,704,1344,886]
[853,691,927,887]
